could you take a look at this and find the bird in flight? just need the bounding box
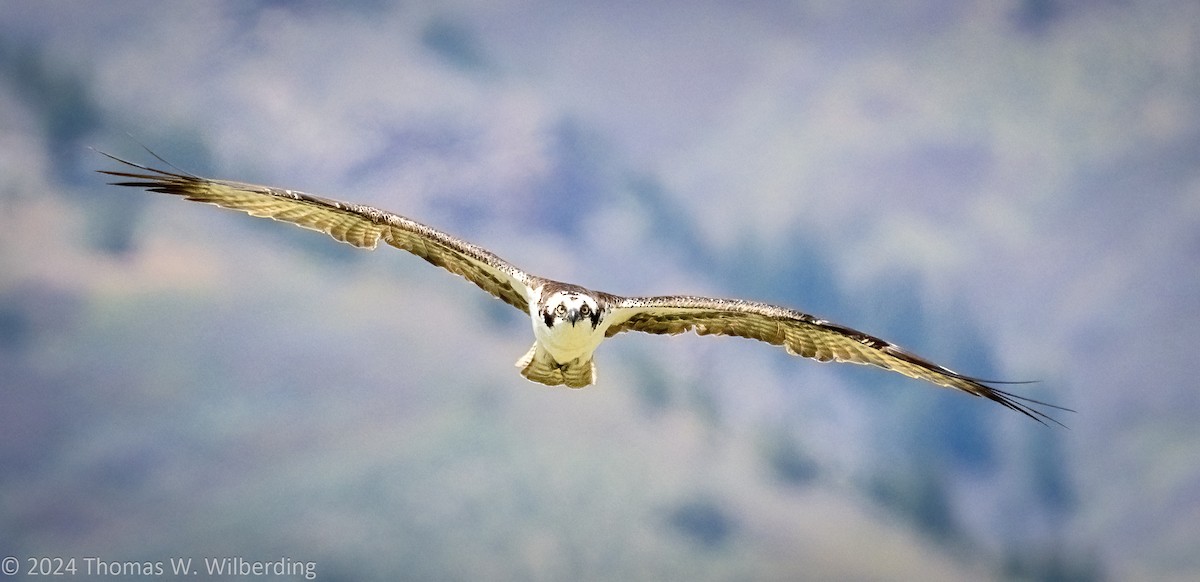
[98,151,1069,426]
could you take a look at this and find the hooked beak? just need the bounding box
[566,308,580,326]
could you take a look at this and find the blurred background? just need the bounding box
[2,1,1197,580]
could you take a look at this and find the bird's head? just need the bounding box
[542,291,602,329]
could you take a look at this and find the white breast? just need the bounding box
[531,313,607,363]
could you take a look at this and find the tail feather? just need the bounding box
[515,343,596,388]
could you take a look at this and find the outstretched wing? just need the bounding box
[605,295,1070,426]
[98,151,537,312]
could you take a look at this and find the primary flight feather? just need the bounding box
[98,151,1069,426]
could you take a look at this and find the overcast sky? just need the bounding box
[2,1,1198,579]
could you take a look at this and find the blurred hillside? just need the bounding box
[3,1,1199,580]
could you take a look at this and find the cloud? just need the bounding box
[3,0,1199,578]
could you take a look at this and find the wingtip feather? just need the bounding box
[976,385,1073,428]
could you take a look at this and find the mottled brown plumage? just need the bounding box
[98,151,534,312]
[99,151,1069,426]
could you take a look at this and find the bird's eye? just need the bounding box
[580,304,590,315]
[555,304,567,316]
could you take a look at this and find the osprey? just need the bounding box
[99,152,1069,426]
